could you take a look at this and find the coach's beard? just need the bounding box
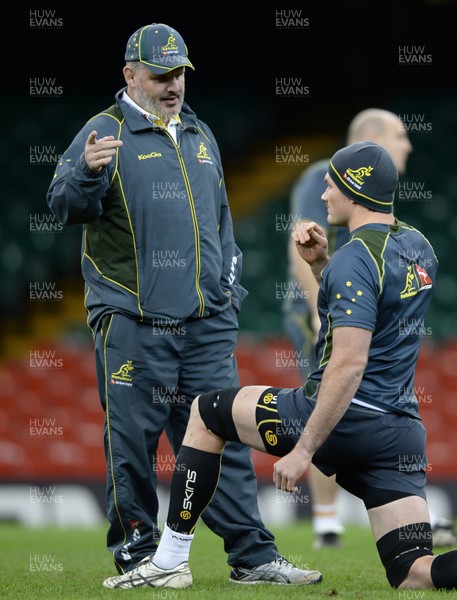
[137,89,182,123]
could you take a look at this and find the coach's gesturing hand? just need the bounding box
[84,130,123,172]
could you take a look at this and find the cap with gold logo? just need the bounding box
[328,141,398,213]
[125,23,195,74]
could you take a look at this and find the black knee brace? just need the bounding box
[431,550,457,590]
[376,523,433,588]
[197,387,242,442]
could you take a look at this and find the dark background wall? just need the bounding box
[3,0,457,337]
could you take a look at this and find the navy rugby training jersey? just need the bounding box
[309,220,438,418]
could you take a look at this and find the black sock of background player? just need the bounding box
[431,550,457,589]
[166,445,222,534]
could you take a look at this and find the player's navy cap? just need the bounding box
[328,141,398,213]
[125,23,195,74]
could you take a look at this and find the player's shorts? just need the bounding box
[255,386,428,509]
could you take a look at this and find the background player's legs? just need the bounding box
[179,311,278,568]
[310,469,344,548]
[284,310,344,548]
[428,508,457,547]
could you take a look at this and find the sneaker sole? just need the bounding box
[229,573,323,586]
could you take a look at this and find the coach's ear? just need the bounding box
[123,65,135,86]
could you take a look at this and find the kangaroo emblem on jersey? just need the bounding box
[400,264,433,299]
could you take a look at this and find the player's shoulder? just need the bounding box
[339,221,434,282]
[332,227,385,269]
[325,236,381,292]
[396,219,434,244]
[350,225,391,249]
[331,237,367,262]
[397,220,439,265]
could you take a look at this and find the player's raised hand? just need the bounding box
[292,221,328,266]
[84,130,123,172]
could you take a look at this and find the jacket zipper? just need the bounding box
[165,130,205,316]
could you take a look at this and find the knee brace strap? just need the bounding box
[198,387,242,443]
[376,522,433,588]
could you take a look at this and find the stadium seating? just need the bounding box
[1,335,456,482]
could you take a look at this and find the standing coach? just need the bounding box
[47,22,314,585]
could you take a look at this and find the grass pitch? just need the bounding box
[2,520,443,599]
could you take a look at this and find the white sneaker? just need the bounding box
[102,557,192,589]
[229,557,323,585]
[432,518,457,548]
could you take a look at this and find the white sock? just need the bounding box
[153,524,194,570]
[312,503,344,535]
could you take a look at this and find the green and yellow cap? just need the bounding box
[125,23,194,74]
